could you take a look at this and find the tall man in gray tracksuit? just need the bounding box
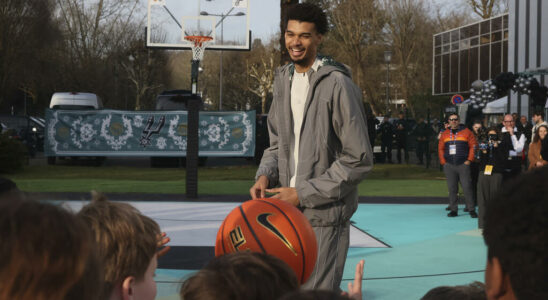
[249,3,373,291]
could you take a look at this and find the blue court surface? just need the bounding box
[57,200,485,300]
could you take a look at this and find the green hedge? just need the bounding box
[0,133,28,173]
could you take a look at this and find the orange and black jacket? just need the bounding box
[438,125,477,165]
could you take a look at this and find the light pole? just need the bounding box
[384,50,392,115]
[200,10,245,110]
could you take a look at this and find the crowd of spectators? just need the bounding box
[433,110,548,232]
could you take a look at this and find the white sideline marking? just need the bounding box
[60,201,388,248]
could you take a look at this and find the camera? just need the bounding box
[488,134,499,144]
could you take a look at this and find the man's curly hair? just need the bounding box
[283,3,328,35]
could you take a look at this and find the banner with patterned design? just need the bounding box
[45,109,255,157]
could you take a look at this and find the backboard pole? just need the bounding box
[188,56,202,199]
[191,60,199,95]
[186,95,200,199]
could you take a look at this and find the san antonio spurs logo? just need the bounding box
[140,115,165,147]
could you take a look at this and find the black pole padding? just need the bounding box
[191,60,200,95]
[186,96,201,198]
[426,108,431,169]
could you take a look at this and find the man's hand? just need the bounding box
[464,160,471,165]
[342,259,364,300]
[250,175,269,199]
[506,126,514,135]
[266,187,299,206]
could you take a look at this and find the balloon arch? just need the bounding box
[467,70,548,111]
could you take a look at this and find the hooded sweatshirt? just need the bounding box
[256,56,373,226]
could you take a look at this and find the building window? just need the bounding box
[432,13,508,95]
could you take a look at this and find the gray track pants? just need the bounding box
[443,163,475,212]
[302,221,350,291]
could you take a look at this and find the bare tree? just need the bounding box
[322,0,385,115]
[120,38,167,110]
[466,0,507,19]
[247,53,275,114]
[432,8,475,32]
[383,0,434,118]
[54,0,145,107]
[56,0,141,62]
[0,0,59,109]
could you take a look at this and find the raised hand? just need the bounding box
[157,232,171,257]
[342,259,365,300]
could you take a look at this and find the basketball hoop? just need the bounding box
[184,35,213,61]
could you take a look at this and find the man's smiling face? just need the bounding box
[284,20,323,72]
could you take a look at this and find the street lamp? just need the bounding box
[384,50,392,115]
[200,10,245,110]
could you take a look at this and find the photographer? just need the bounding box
[476,127,510,229]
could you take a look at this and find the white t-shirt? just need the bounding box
[289,59,321,187]
[289,71,309,187]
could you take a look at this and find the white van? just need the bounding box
[49,92,103,110]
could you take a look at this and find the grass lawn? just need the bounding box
[6,163,448,197]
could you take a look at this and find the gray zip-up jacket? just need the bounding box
[256,58,373,226]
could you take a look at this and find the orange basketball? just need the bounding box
[215,198,318,284]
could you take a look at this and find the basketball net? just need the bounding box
[184,36,213,61]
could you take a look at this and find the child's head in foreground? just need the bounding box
[78,192,161,300]
[0,199,101,300]
[180,251,299,300]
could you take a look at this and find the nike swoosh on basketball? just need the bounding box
[257,213,298,256]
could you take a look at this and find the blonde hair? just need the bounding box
[77,192,160,298]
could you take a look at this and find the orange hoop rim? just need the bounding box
[184,35,213,47]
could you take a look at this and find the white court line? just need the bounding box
[60,201,388,248]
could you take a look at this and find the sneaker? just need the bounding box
[470,211,478,218]
[447,211,458,217]
[445,206,451,211]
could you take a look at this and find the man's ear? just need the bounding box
[121,276,137,300]
[317,33,323,44]
[485,257,515,300]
